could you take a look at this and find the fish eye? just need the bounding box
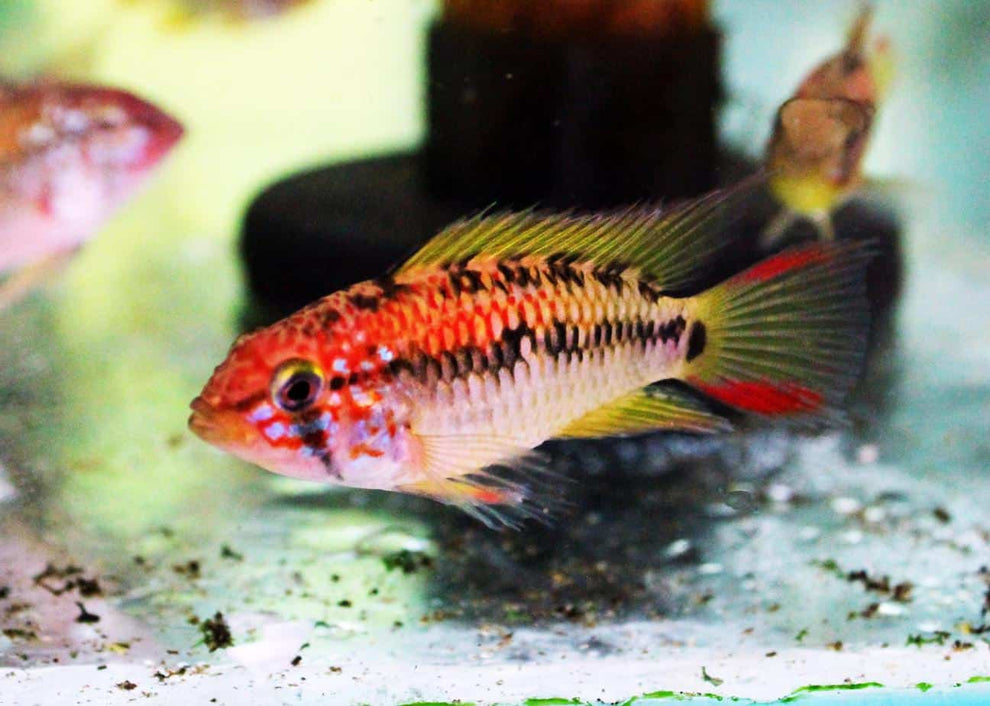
[271,359,324,413]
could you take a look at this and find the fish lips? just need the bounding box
[123,94,184,172]
[81,86,185,172]
[188,396,255,447]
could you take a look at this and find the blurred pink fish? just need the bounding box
[0,82,183,297]
[120,0,316,24]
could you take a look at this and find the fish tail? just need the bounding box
[681,242,873,419]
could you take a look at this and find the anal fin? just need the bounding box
[555,385,731,439]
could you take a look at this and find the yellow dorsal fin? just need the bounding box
[555,386,730,439]
[396,178,762,291]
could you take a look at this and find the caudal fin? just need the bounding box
[682,242,872,419]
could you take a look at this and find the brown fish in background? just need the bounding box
[762,5,893,246]
[0,81,183,308]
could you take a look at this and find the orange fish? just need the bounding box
[0,81,183,306]
[190,185,871,527]
[762,5,892,245]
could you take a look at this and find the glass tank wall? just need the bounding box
[1,1,988,704]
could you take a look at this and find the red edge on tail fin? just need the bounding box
[689,378,825,415]
[740,246,830,283]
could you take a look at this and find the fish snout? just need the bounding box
[141,109,184,167]
[104,89,184,170]
[188,395,262,448]
[188,396,220,443]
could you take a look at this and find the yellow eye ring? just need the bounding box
[270,359,324,413]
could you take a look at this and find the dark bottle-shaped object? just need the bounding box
[426,0,720,209]
[243,0,724,311]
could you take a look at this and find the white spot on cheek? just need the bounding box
[378,346,394,362]
[264,422,287,440]
[315,412,332,431]
[351,389,373,407]
[249,405,274,422]
[332,358,349,373]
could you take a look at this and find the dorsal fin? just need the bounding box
[396,177,763,290]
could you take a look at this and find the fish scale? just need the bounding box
[283,258,692,444]
[397,260,693,446]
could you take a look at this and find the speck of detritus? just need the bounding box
[74,602,100,624]
[220,544,243,561]
[701,665,724,686]
[173,560,202,579]
[200,612,234,652]
[382,549,434,574]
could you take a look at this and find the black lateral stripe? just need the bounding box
[454,348,472,376]
[421,355,442,382]
[657,315,687,344]
[386,358,416,378]
[568,324,580,351]
[469,346,487,372]
[488,342,504,370]
[440,350,458,382]
[497,262,516,283]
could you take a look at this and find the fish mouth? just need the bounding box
[136,108,184,170]
[188,396,253,446]
[145,110,184,163]
[74,86,185,169]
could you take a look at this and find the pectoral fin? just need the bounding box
[398,432,558,529]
